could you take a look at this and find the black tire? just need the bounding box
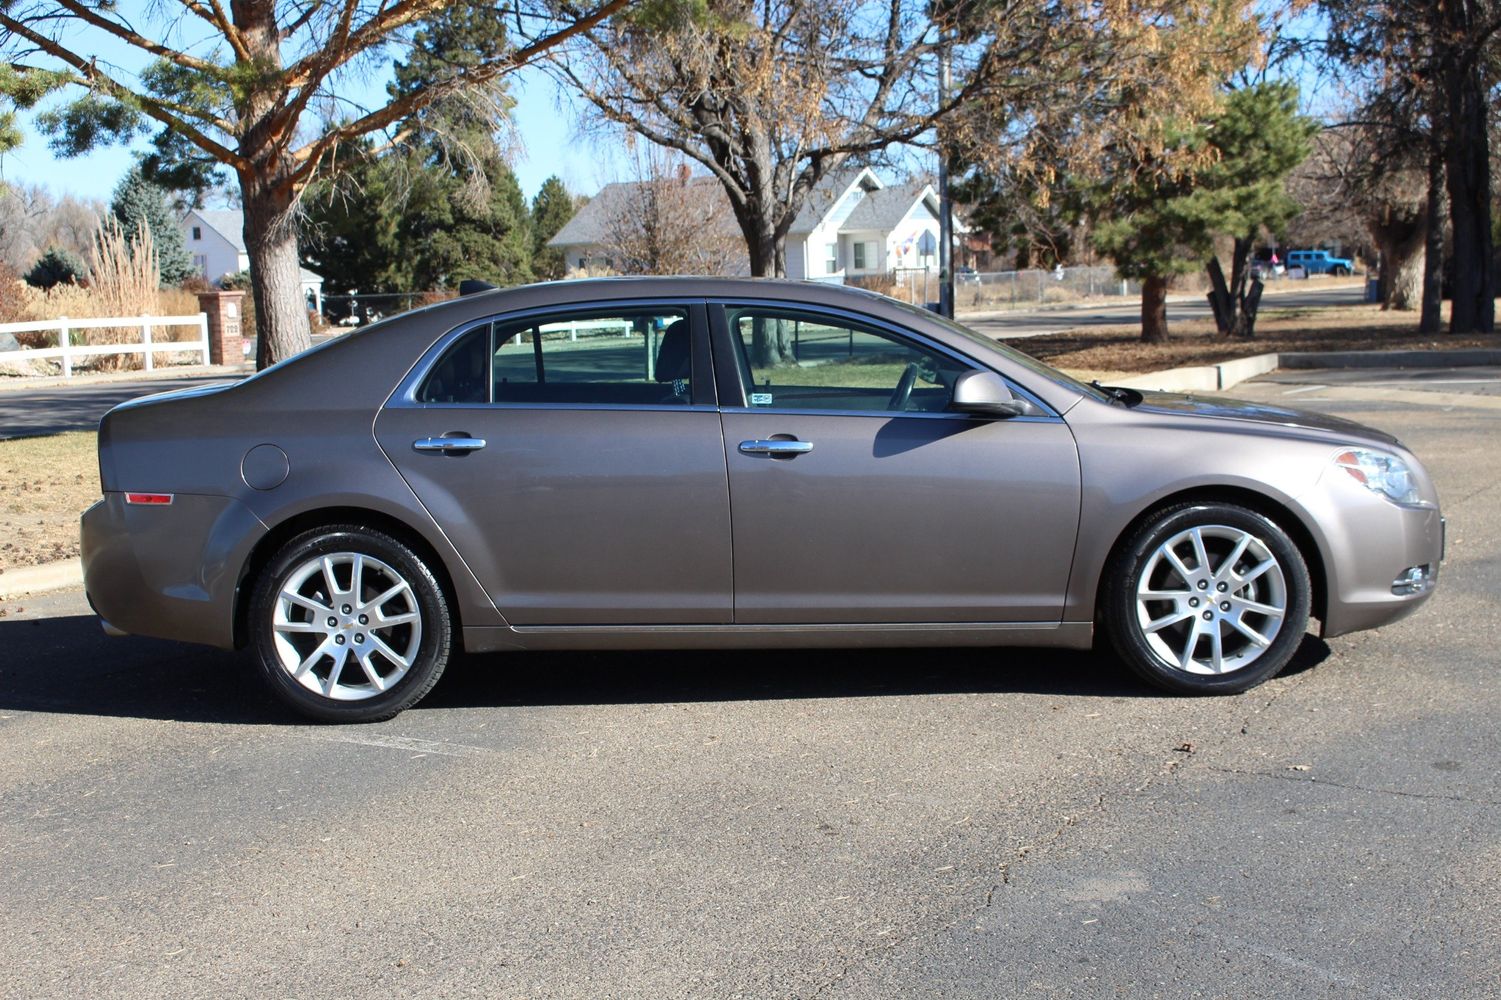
[249,525,452,722]
[1332,265,1350,277]
[1102,503,1311,695]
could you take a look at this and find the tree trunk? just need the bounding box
[744,222,785,278]
[1371,208,1425,312]
[240,172,312,369]
[1442,55,1495,334]
[1141,275,1169,343]
[737,208,797,366]
[1420,150,1445,335]
[233,0,311,370]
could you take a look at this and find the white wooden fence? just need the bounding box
[0,313,211,377]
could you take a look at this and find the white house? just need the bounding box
[548,168,960,282]
[182,209,325,312]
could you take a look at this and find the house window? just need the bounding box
[853,242,867,270]
[825,243,838,274]
[191,226,202,240]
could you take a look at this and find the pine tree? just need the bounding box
[110,166,195,286]
[531,176,576,280]
[303,1,535,291]
[1088,84,1314,341]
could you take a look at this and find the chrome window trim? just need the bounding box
[389,297,708,409]
[711,298,1061,419]
[718,405,1062,424]
[398,402,720,414]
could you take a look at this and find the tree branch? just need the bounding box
[0,13,247,169]
[285,0,632,188]
[50,0,221,74]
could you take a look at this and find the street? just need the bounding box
[1,370,1496,997]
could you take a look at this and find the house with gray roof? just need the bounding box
[548,167,959,282]
[182,208,324,312]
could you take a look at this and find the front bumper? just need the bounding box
[81,492,268,649]
[1317,496,1443,638]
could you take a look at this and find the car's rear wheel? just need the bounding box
[249,525,451,722]
[1103,503,1311,694]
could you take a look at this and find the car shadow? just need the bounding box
[0,613,1332,724]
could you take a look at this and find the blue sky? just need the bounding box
[0,64,626,205]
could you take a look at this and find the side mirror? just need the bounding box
[949,370,1026,418]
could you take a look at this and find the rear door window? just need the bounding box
[419,306,697,406]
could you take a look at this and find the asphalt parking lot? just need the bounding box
[2,370,1498,998]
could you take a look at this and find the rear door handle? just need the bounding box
[413,436,487,453]
[738,439,814,456]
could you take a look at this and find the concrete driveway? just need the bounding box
[3,371,1497,997]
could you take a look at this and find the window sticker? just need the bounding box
[750,392,774,406]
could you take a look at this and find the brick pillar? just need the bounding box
[197,290,246,366]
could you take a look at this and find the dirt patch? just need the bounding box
[0,432,98,573]
[1014,301,1499,374]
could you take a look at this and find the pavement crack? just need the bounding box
[806,793,1105,998]
[1236,662,1314,737]
[1447,481,1500,510]
[1207,766,1501,807]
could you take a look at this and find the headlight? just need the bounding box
[1333,448,1421,505]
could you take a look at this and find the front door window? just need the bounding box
[726,306,969,413]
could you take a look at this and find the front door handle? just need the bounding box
[738,439,814,457]
[413,436,487,454]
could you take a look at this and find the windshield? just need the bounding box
[881,297,1116,403]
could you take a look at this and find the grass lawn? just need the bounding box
[0,431,98,574]
[1013,300,1499,379]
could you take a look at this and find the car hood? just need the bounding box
[1130,391,1401,446]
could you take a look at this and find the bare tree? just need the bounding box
[1321,0,1500,334]
[0,0,629,367]
[0,182,100,272]
[1290,125,1430,312]
[599,152,746,275]
[560,0,1260,348]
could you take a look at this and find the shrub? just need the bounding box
[0,263,29,324]
[25,247,87,289]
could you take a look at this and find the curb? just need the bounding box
[1109,347,1499,394]
[0,558,83,600]
[1279,348,1501,369]
[1113,353,1280,393]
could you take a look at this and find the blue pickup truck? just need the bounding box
[1286,249,1355,276]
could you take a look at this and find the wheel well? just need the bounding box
[233,506,463,649]
[1096,487,1328,625]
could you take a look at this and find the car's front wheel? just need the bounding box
[249,525,452,722]
[1103,503,1311,695]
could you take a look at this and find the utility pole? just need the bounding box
[937,36,955,318]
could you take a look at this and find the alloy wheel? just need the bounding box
[1134,524,1287,676]
[270,552,423,700]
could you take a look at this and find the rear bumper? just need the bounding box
[81,492,268,649]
